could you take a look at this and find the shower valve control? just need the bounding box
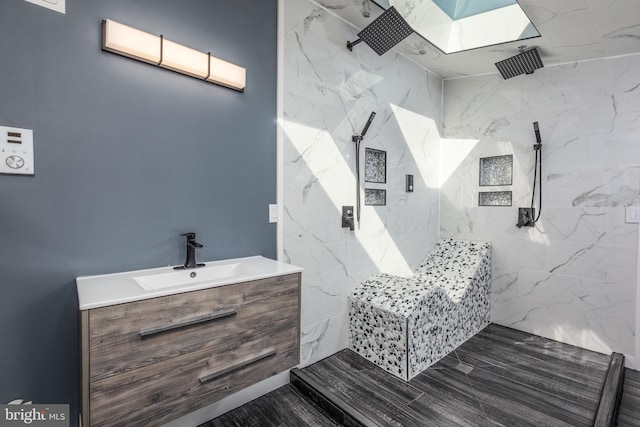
[516,208,535,228]
[0,126,34,176]
[406,174,414,192]
[342,206,355,231]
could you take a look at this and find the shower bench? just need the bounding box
[348,238,491,381]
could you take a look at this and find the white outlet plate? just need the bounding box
[0,126,34,176]
[24,0,65,14]
[269,204,278,223]
[625,207,640,224]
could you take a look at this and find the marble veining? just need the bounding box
[349,238,491,380]
[441,53,639,360]
[284,0,441,368]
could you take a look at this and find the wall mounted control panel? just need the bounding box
[0,126,34,176]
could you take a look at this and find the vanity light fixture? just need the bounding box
[102,19,246,91]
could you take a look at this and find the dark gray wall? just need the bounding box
[0,0,277,423]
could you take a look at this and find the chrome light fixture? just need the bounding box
[102,19,246,91]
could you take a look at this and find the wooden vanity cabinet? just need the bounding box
[80,273,301,427]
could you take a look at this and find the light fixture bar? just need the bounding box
[102,19,246,91]
[161,39,209,79]
[208,56,247,91]
[102,19,161,65]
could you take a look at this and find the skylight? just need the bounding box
[432,0,518,21]
[372,0,540,54]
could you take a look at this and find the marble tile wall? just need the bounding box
[441,54,640,358]
[283,0,442,367]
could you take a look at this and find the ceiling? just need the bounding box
[314,0,640,79]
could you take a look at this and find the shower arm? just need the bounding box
[346,38,363,52]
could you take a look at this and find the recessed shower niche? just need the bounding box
[364,148,386,206]
[365,148,386,184]
[479,155,512,186]
[365,189,386,206]
[478,155,513,206]
[478,191,512,207]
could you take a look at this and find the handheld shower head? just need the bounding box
[352,111,376,142]
[361,112,376,137]
[533,121,542,150]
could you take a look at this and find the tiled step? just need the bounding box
[290,367,375,427]
[204,326,628,426]
[292,350,627,427]
[290,325,625,427]
[616,368,640,426]
[593,352,625,427]
[198,383,340,427]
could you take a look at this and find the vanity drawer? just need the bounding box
[87,273,299,382]
[89,319,299,427]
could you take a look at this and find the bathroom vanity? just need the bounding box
[77,256,302,427]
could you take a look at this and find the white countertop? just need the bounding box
[76,256,303,310]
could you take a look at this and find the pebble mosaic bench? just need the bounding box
[348,238,491,381]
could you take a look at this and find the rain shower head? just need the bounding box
[495,47,544,80]
[347,6,413,56]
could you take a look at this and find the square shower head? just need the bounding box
[495,47,544,79]
[347,6,414,56]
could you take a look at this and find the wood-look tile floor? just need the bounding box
[199,384,340,427]
[206,324,612,426]
[617,368,640,426]
[300,324,610,427]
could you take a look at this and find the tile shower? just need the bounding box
[441,54,640,358]
[282,0,441,367]
[282,0,639,368]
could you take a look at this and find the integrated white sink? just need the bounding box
[76,256,303,310]
[134,262,256,291]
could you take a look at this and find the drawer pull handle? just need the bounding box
[198,348,277,384]
[139,308,237,338]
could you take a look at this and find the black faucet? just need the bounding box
[174,232,205,270]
